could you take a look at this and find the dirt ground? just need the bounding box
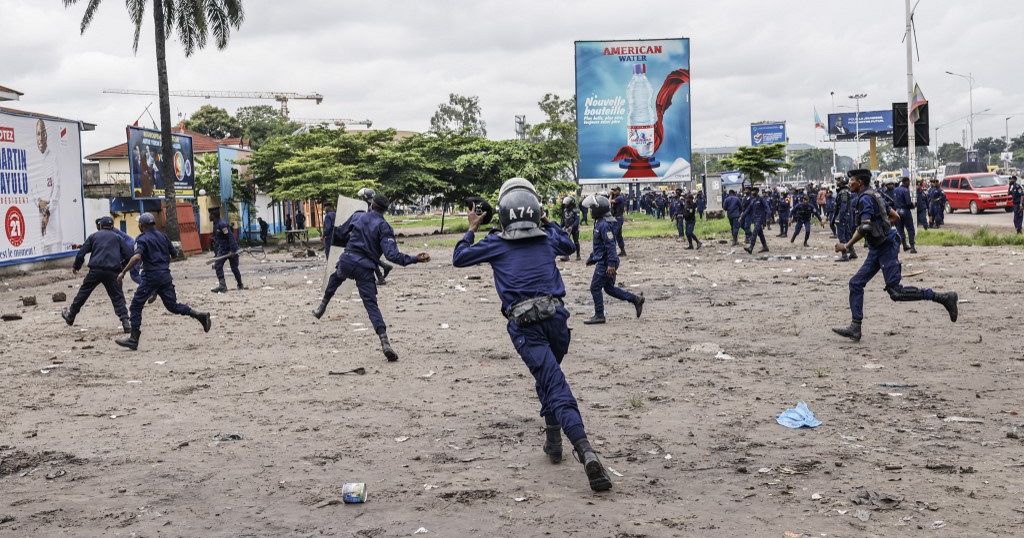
[2,223,1023,537]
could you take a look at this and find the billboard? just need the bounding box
[0,110,86,266]
[827,110,894,140]
[750,122,786,147]
[575,38,691,184]
[127,126,195,199]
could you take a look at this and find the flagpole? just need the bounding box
[906,0,917,189]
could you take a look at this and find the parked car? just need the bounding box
[941,173,1013,214]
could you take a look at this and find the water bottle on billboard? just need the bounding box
[626,64,656,158]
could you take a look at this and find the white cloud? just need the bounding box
[2,0,1021,159]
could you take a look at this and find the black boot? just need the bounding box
[743,244,753,254]
[837,253,849,262]
[191,311,212,333]
[120,316,131,334]
[696,241,703,250]
[685,243,694,250]
[832,320,862,342]
[312,300,328,319]
[909,246,917,254]
[236,280,245,290]
[758,246,770,253]
[61,307,75,326]
[210,279,227,293]
[803,241,810,247]
[543,425,563,464]
[379,333,398,362]
[633,293,645,319]
[378,264,392,285]
[934,292,959,322]
[583,315,606,325]
[848,246,858,260]
[115,328,141,351]
[573,439,612,492]
[147,293,158,304]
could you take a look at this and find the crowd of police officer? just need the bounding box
[59,167,966,494]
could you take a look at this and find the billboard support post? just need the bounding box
[906,0,917,189]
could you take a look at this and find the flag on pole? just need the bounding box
[814,107,826,130]
[909,83,928,122]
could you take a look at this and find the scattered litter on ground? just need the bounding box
[395,436,409,443]
[342,482,367,503]
[212,433,244,443]
[777,402,822,429]
[862,363,884,369]
[607,467,623,477]
[21,296,37,307]
[51,292,66,302]
[329,367,366,376]
[942,416,983,424]
[850,488,903,510]
[715,351,736,360]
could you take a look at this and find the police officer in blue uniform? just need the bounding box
[776,191,791,238]
[916,180,930,230]
[739,187,752,243]
[560,196,581,261]
[581,194,644,325]
[669,191,684,240]
[115,213,211,350]
[681,193,701,250]
[741,187,770,254]
[209,208,245,293]
[1009,176,1023,234]
[832,177,857,261]
[696,189,707,220]
[108,220,142,285]
[893,176,917,253]
[322,203,337,253]
[313,193,429,361]
[452,178,613,493]
[927,178,946,228]
[610,186,627,256]
[723,190,742,246]
[790,193,823,247]
[62,216,133,333]
[832,170,958,342]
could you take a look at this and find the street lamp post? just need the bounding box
[1006,116,1013,146]
[849,93,867,166]
[945,70,975,150]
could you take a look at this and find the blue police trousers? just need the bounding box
[129,272,195,330]
[747,223,767,249]
[917,207,929,230]
[685,219,699,246]
[778,213,790,235]
[591,264,638,317]
[614,218,626,253]
[323,258,386,334]
[792,219,812,243]
[848,237,934,321]
[897,209,916,247]
[69,268,128,320]
[507,307,586,444]
[675,219,685,237]
[1014,206,1023,233]
[728,215,740,241]
[213,252,243,285]
[836,219,852,244]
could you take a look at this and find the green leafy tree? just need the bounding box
[974,137,1006,162]
[938,142,966,164]
[184,104,240,138]
[719,143,790,184]
[691,153,728,177]
[861,140,936,172]
[430,93,487,137]
[236,105,300,149]
[790,147,834,182]
[65,0,245,241]
[528,94,578,182]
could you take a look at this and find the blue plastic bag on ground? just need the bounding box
[776,401,822,428]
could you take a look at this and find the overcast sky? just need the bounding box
[3,0,1022,158]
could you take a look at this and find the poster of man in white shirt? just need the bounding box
[0,110,86,266]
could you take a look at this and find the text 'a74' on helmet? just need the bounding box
[497,182,545,240]
[582,194,611,219]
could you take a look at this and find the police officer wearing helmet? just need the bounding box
[208,207,245,293]
[833,170,958,342]
[832,176,856,261]
[1009,176,1023,234]
[582,193,644,325]
[559,195,581,261]
[609,186,627,256]
[62,215,133,333]
[452,178,613,493]
[315,193,429,361]
[355,187,394,285]
[115,213,212,350]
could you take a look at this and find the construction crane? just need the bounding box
[102,89,323,117]
[295,118,373,128]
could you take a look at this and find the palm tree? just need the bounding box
[64,0,245,241]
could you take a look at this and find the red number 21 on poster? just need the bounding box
[5,206,25,247]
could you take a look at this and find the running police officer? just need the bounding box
[312,193,429,361]
[62,216,132,333]
[833,177,857,261]
[560,196,581,261]
[609,186,627,256]
[115,213,212,350]
[581,194,644,324]
[723,190,742,246]
[893,176,917,253]
[741,186,769,254]
[681,193,701,250]
[791,193,823,247]
[1009,176,1023,234]
[832,170,958,342]
[209,207,245,293]
[452,178,613,493]
[776,190,791,238]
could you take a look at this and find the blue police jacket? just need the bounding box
[323,210,336,250]
[112,228,135,251]
[587,217,620,268]
[74,229,132,272]
[741,195,769,225]
[134,228,176,275]
[723,194,741,217]
[612,194,626,219]
[893,186,914,210]
[211,218,238,254]
[696,192,707,211]
[856,191,899,248]
[561,208,580,230]
[452,223,575,311]
[336,210,418,270]
[928,186,946,205]
[1009,183,1023,204]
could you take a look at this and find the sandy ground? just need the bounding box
[941,210,1019,231]
[2,223,1024,537]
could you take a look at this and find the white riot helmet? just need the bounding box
[582,194,611,219]
[496,178,545,240]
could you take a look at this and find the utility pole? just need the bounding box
[905,0,917,186]
[830,91,838,174]
[945,71,975,149]
[849,93,867,166]
[514,115,527,141]
[1006,117,1013,146]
